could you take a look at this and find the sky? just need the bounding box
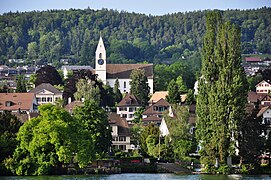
[0,0,270,15]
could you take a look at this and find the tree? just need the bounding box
[73,101,112,156]
[166,79,180,104]
[0,111,22,175]
[130,69,150,106]
[238,104,265,168]
[16,75,27,93]
[5,104,95,175]
[35,65,63,87]
[176,76,188,94]
[113,78,122,103]
[196,11,248,166]
[74,77,101,105]
[165,105,197,160]
[139,124,159,157]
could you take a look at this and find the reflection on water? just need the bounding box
[1,173,271,180]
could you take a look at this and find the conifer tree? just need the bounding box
[166,79,180,104]
[113,78,122,103]
[196,11,248,166]
[130,69,150,106]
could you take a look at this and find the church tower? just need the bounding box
[95,35,107,83]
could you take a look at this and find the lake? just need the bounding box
[1,173,271,180]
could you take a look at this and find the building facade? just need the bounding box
[95,36,154,94]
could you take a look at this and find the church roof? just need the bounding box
[106,64,153,79]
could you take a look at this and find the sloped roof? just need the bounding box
[143,98,170,115]
[257,106,271,117]
[256,80,271,87]
[106,64,153,79]
[0,93,36,111]
[62,65,93,71]
[30,83,62,94]
[117,93,141,107]
[65,101,83,111]
[143,115,162,122]
[108,113,130,136]
[247,91,267,103]
[149,91,168,103]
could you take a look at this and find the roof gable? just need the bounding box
[257,106,271,117]
[117,93,141,107]
[30,83,62,94]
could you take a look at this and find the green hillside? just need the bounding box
[0,7,270,67]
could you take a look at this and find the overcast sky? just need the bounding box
[0,0,270,15]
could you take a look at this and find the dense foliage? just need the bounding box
[0,8,270,67]
[5,104,95,175]
[196,11,248,166]
[0,111,22,175]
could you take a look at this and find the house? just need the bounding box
[0,93,38,121]
[62,65,93,79]
[108,113,131,152]
[257,106,271,137]
[65,100,83,115]
[260,94,271,106]
[116,93,142,124]
[247,91,267,104]
[149,91,168,104]
[142,98,170,125]
[94,35,153,94]
[29,83,63,105]
[245,57,261,63]
[256,80,271,94]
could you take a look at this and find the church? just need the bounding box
[94,36,154,94]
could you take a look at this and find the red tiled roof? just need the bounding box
[247,91,267,103]
[0,93,36,111]
[149,91,168,103]
[117,93,141,107]
[245,57,261,62]
[142,115,162,122]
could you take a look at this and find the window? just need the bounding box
[122,114,127,118]
[128,114,133,118]
[129,107,134,112]
[47,97,52,102]
[42,97,46,102]
[119,145,126,150]
[119,136,126,141]
[99,53,102,59]
[124,81,126,88]
[119,107,127,111]
[5,101,12,107]
[36,97,41,102]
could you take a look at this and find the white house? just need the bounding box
[29,83,63,105]
[116,93,142,124]
[256,80,271,94]
[94,36,154,94]
[108,113,131,152]
[257,106,271,137]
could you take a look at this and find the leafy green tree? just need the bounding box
[196,11,248,166]
[139,124,159,157]
[73,101,112,157]
[74,77,101,105]
[185,89,195,105]
[130,69,150,106]
[16,75,27,92]
[238,105,265,167]
[247,73,263,91]
[146,135,160,158]
[165,105,196,160]
[0,111,22,175]
[5,104,95,175]
[133,107,144,124]
[113,78,122,104]
[176,76,188,94]
[166,79,180,104]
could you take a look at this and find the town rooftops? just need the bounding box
[61,65,93,71]
[106,64,153,79]
[143,98,170,115]
[0,93,36,111]
[117,93,141,107]
[30,83,62,94]
[245,57,261,62]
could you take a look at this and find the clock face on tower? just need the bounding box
[98,59,104,65]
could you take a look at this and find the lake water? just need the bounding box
[1,173,271,180]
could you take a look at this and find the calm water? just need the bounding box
[1,174,271,180]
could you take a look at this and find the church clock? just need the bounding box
[98,58,104,65]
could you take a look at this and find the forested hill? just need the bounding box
[0,7,270,67]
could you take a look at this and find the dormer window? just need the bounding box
[5,101,12,107]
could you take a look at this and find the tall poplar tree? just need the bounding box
[196,11,248,166]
